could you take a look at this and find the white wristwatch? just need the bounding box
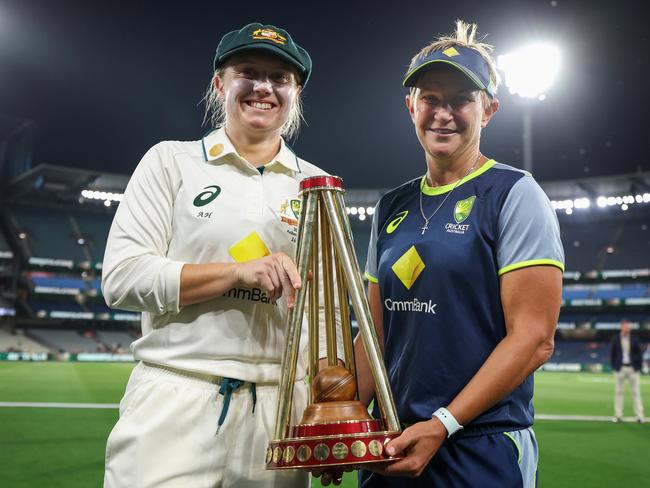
[432,407,464,438]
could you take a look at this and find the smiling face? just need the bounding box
[406,64,498,163]
[216,52,301,138]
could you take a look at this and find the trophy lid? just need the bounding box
[299,175,345,193]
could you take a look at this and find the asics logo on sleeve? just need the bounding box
[193,185,222,207]
[386,211,409,234]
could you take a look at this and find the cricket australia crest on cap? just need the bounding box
[252,28,287,45]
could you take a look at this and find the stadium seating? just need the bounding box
[0,296,15,317]
[0,327,49,353]
[9,206,88,262]
[72,214,112,263]
[0,227,13,258]
[97,331,136,352]
[562,215,649,272]
[1,163,648,361]
[27,328,100,353]
[563,283,649,301]
[550,340,610,364]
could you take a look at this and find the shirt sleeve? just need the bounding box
[364,201,381,283]
[101,143,185,315]
[497,175,564,275]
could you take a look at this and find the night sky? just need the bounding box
[1,0,648,188]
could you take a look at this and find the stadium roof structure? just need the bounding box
[540,172,650,201]
[3,163,650,216]
[343,171,650,211]
[4,164,130,204]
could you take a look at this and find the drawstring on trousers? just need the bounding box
[216,378,257,434]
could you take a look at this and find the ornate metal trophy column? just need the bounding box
[266,175,401,470]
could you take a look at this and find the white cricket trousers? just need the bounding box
[614,366,645,419]
[104,362,309,488]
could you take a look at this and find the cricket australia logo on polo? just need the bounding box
[278,199,301,243]
[278,199,301,226]
[445,196,476,235]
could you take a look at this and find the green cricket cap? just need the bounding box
[213,23,312,86]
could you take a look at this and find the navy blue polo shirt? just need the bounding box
[365,160,564,432]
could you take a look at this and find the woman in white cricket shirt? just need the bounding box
[102,23,327,488]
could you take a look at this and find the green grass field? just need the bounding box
[1,362,649,487]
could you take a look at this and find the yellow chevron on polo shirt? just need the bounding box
[391,245,425,290]
[228,231,271,263]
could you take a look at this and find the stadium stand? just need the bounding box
[0,327,49,353]
[72,214,112,263]
[9,205,88,262]
[0,142,648,365]
[550,340,610,364]
[0,226,13,259]
[27,328,102,354]
[96,331,138,353]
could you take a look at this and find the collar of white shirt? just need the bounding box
[201,127,301,173]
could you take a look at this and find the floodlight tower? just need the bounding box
[498,44,561,173]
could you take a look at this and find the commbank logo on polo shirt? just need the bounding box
[223,287,276,305]
[384,297,436,314]
[391,245,425,290]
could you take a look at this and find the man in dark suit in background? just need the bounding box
[610,319,645,423]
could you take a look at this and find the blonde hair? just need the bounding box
[202,69,304,140]
[407,20,500,103]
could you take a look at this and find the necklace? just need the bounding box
[419,157,480,235]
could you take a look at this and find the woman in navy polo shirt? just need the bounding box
[353,20,564,488]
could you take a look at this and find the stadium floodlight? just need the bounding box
[498,43,561,174]
[498,44,561,99]
[551,192,650,215]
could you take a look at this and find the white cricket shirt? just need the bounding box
[102,128,335,382]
